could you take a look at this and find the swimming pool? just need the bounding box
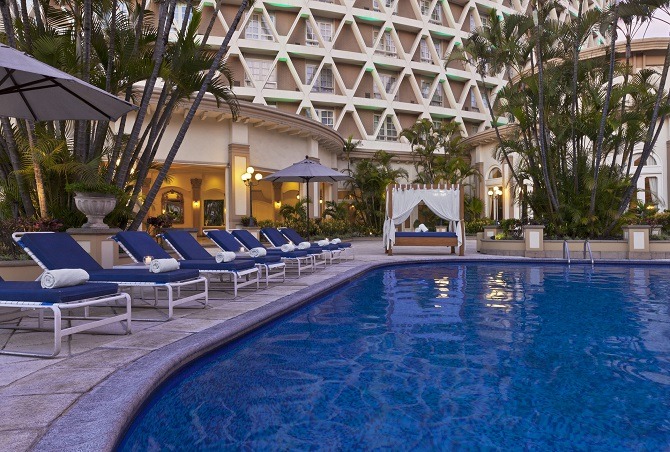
[119,263,670,450]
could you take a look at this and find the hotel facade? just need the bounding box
[18,1,669,233]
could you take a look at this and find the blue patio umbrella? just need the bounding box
[264,156,351,240]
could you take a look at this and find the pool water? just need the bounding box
[120,263,670,450]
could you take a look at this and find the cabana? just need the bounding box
[383,183,465,256]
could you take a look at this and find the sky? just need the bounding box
[632,11,670,38]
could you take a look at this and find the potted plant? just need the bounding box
[66,182,124,229]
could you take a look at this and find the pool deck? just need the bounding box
[0,238,546,451]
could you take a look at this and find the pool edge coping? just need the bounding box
[32,257,670,451]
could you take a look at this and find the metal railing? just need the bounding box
[584,239,594,266]
[564,239,594,265]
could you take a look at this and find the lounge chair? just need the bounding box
[112,231,259,297]
[13,232,208,320]
[280,227,354,260]
[261,227,333,266]
[0,275,131,357]
[225,229,314,277]
[160,230,285,287]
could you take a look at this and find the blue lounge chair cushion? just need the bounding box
[0,281,119,304]
[395,232,457,238]
[204,230,246,253]
[19,232,103,272]
[172,230,282,265]
[178,259,256,271]
[260,228,291,246]
[89,268,200,283]
[162,230,214,260]
[113,231,172,260]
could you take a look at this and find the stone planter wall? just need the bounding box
[478,225,670,259]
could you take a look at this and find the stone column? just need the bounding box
[67,229,121,268]
[228,143,251,228]
[523,225,545,258]
[191,178,202,235]
[623,225,651,259]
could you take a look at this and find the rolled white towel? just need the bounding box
[298,241,311,250]
[414,227,421,232]
[41,269,89,289]
[215,251,236,263]
[280,243,295,252]
[149,258,180,273]
[249,247,267,257]
[418,223,429,232]
[317,239,329,247]
[331,238,342,244]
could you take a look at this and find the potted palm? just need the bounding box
[66,181,124,229]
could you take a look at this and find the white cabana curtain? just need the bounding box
[383,185,463,249]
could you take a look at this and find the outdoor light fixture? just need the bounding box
[241,166,263,227]
[489,186,503,222]
[192,200,200,208]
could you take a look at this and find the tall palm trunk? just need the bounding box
[26,121,47,217]
[129,0,252,230]
[589,3,618,217]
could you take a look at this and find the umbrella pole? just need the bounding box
[305,178,310,241]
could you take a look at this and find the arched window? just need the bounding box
[633,154,658,166]
[161,189,184,224]
[488,167,502,179]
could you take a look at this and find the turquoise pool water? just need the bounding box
[120,263,670,450]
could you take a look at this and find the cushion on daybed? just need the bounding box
[0,281,118,304]
[395,232,457,238]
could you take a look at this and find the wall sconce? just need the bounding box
[192,200,200,208]
[296,194,300,200]
[319,198,323,204]
[274,201,281,209]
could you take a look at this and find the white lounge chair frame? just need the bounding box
[261,229,335,266]
[225,229,316,277]
[119,236,261,297]
[0,291,131,358]
[13,232,209,320]
[162,233,285,287]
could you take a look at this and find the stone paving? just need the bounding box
[0,238,499,451]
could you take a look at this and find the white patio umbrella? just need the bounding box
[0,44,136,121]
[265,156,351,240]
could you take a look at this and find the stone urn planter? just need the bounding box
[73,192,117,229]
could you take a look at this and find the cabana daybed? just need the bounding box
[383,183,465,256]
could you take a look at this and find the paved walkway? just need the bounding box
[0,238,495,451]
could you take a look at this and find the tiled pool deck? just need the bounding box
[1,238,536,451]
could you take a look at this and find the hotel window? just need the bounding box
[373,73,397,100]
[373,29,396,56]
[246,12,275,41]
[420,39,431,63]
[173,2,191,31]
[430,5,442,24]
[421,80,431,99]
[307,65,334,93]
[373,0,397,14]
[470,90,479,111]
[306,19,333,46]
[432,119,442,129]
[434,41,442,60]
[245,59,276,88]
[420,0,430,15]
[374,115,397,141]
[431,86,443,106]
[314,109,335,127]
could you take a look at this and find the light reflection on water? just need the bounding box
[120,264,670,451]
